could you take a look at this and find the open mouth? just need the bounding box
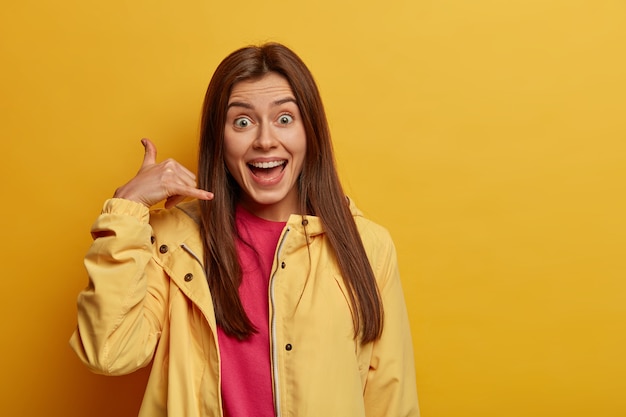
[247,160,287,180]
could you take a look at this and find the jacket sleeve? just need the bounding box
[69,198,169,376]
[363,228,420,417]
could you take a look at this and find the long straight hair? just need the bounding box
[197,43,383,343]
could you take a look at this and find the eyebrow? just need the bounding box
[227,97,297,110]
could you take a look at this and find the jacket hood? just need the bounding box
[175,197,363,238]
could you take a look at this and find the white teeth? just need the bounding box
[249,160,286,169]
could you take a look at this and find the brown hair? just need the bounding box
[197,42,383,343]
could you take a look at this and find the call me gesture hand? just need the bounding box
[114,138,214,209]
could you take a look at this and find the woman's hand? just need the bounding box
[114,138,214,209]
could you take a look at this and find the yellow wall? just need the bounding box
[1,1,624,416]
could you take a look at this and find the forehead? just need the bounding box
[228,72,295,103]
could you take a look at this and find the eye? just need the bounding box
[278,114,294,125]
[234,117,251,128]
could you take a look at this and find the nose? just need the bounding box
[253,122,278,150]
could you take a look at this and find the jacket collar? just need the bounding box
[175,197,362,238]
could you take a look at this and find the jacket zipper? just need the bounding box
[270,227,290,417]
[184,236,290,417]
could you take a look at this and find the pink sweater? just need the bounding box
[217,205,286,417]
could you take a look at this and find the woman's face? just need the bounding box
[223,72,307,221]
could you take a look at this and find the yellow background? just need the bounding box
[1,0,624,416]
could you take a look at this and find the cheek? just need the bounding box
[223,134,244,174]
[289,141,307,178]
[285,128,307,156]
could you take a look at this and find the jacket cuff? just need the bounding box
[101,198,150,223]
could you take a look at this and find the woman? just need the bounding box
[71,42,419,417]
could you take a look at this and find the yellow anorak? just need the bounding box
[70,198,419,417]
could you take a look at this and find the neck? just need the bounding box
[237,200,299,222]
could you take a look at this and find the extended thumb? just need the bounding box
[140,138,157,167]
